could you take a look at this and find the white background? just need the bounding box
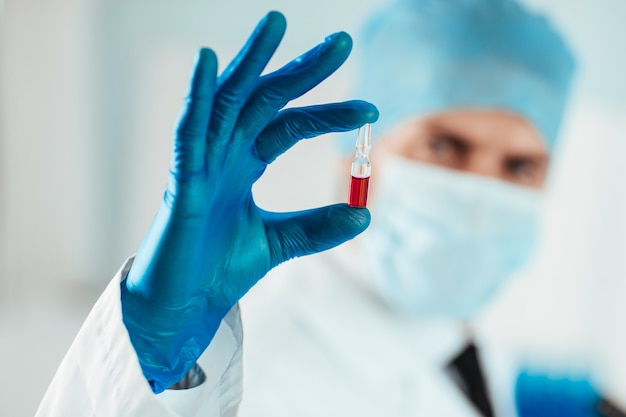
[1,0,626,415]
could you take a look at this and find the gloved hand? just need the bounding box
[516,370,602,417]
[120,11,378,393]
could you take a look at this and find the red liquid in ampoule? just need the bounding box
[349,176,370,208]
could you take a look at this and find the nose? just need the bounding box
[464,152,502,180]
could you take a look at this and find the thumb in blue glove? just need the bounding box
[120,11,379,393]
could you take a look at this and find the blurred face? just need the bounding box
[357,109,547,318]
[373,109,549,189]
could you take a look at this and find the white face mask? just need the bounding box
[363,156,541,318]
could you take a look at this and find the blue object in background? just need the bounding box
[515,370,602,417]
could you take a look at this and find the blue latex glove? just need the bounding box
[516,370,602,417]
[120,11,378,393]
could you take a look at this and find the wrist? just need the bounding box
[167,363,206,390]
[119,280,227,393]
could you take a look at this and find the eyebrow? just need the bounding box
[428,126,472,144]
[504,152,550,165]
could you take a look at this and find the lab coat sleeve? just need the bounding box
[35,258,244,417]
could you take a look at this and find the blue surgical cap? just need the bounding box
[346,0,576,152]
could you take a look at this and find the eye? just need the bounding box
[427,133,467,166]
[504,157,542,184]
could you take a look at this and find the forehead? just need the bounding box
[381,109,548,156]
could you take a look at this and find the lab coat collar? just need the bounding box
[319,241,470,370]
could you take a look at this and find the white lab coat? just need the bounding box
[36,246,520,417]
[238,242,520,417]
[35,258,244,417]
